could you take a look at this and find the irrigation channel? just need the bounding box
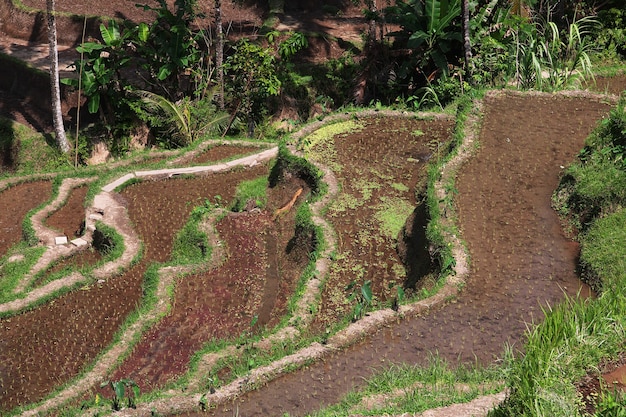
[180,91,613,417]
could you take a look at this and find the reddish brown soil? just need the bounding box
[188,93,611,417]
[0,163,296,411]
[45,184,88,238]
[578,353,626,414]
[0,180,52,257]
[108,175,311,392]
[586,74,626,96]
[0,262,145,411]
[310,116,454,332]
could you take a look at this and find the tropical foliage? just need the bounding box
[57,0,625,152]
[385,0,462,90]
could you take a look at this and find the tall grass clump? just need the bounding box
[269,141,324,197]
[231,176,269,212]
[170,200,216,265]
[553,98,626,231]
[494,294,626,417]
[92,222,125,261]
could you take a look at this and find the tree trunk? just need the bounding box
[366,0,377,45]
[215,0,225,110]
[461,0,472,80]
[46,0,70,153]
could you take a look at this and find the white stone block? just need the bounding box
[71,238,89,248]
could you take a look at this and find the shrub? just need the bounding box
[554,99,626,230]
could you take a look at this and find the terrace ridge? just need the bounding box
[8,108,479,416]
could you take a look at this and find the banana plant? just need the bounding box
[386,0,462,78]
[62,19,132,120]
[134,0,203,98]
[130,89,229,146]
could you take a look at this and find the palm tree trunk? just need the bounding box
[46,0,70,153]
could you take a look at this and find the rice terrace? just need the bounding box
[1,0,626,416]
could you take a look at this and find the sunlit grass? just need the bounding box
[0,244,46,301]
[0,117,72,177]
[311,356,505,417]
[230,176,269,212]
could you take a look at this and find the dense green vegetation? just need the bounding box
[14,0,614,159]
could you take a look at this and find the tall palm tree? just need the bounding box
[46,0,70,153]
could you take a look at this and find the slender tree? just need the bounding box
[461,0,472,80]
[46,0,70,153]
[215,0,225,109]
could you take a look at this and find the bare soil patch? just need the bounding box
[0,180,52,256]
[578,352,626,414]
[44,184,88,239]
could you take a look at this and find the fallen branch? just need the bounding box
[273,188,303,221]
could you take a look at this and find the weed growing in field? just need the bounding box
[231,176,268,212]
[374,197,414,240]
[300,120,364,172]
[101,379,140,411]
[346,279,373,322]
